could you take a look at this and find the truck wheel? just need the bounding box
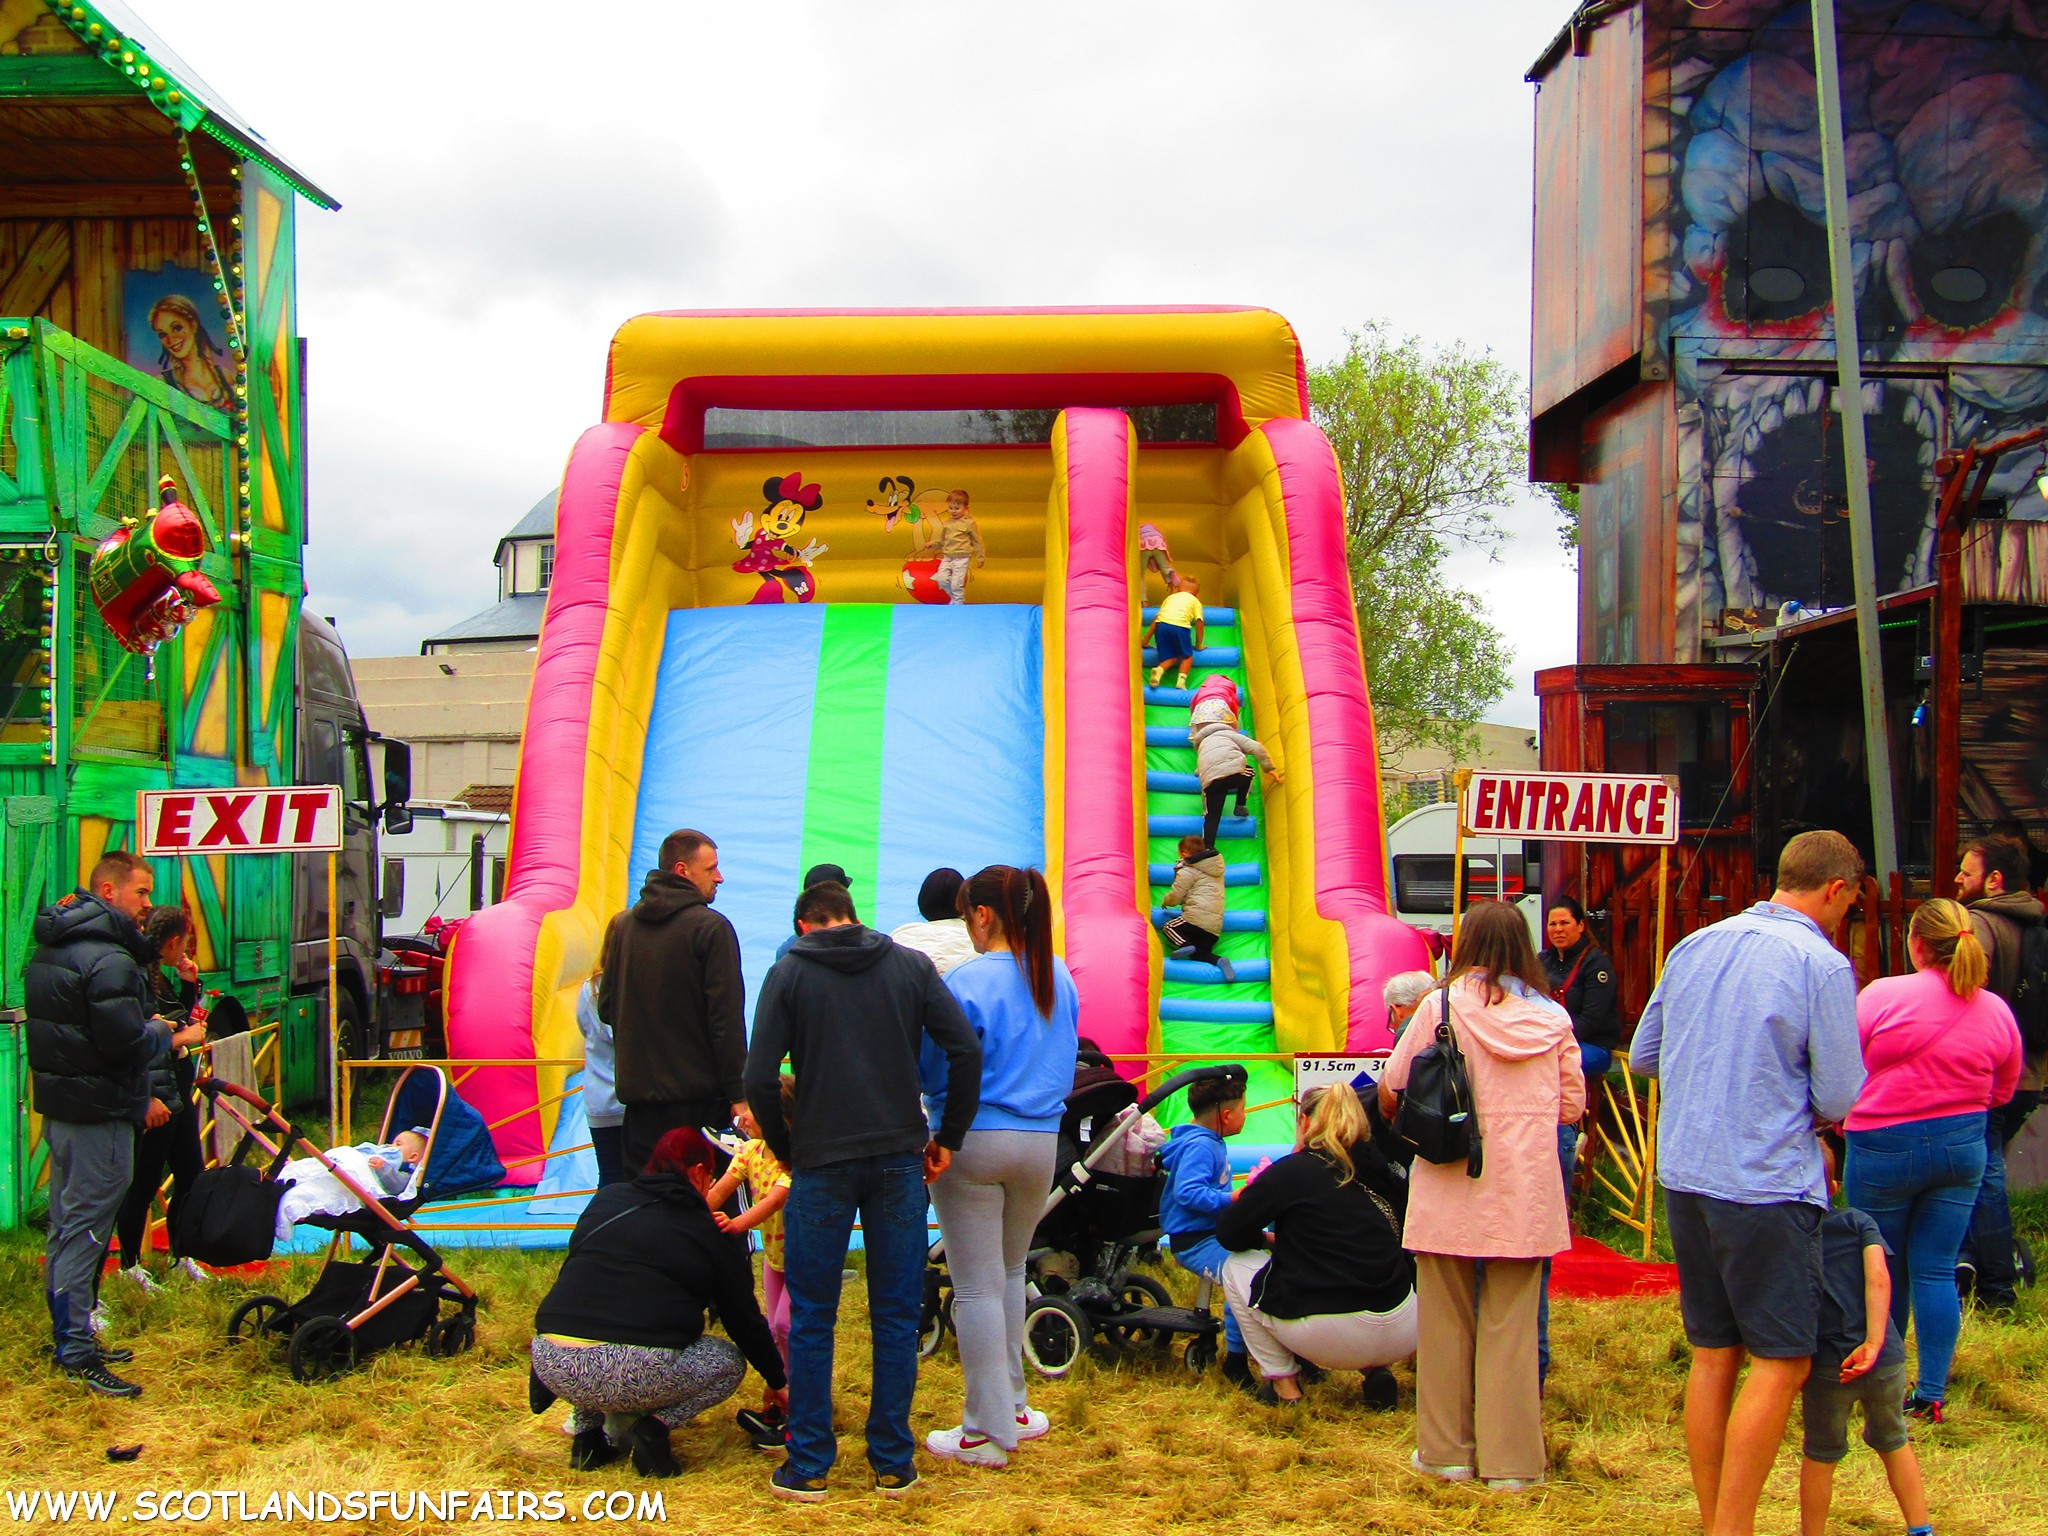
[335,987,368,1066]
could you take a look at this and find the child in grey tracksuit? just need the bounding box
[1162,836,1234,982]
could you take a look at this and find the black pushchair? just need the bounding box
[197,1067,492,1383]
[920,1065,1239,1376]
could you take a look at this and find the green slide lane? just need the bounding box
[1145,609,1294,1144]
[798,604,894,896]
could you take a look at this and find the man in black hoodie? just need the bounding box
[599,829,749,1175]
[745,881,980,1502]
[27,849,173,1398]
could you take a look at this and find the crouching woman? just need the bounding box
[530,1128,788,1477]
[1214,1084,1417,1409]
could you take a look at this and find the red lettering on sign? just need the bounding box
[1498,779,1523,829]
[1625,782,1647,834]
[1568,782,1594,832]
[1597,781,1624,836]
[1545,782,1569,832]
[287,790,329,844]
[153,795,195,850]
[1648,782,1671,838]
[259,793,286,844]
[195,793,255,848]
[1475,778,1498,828]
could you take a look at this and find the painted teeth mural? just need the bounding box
[1649,0,2048,656]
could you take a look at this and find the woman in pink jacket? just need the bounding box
[1379,901,1585,1491]
[1847,898,2023,1421]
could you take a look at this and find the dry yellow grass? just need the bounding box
[1,1231,2044,1536]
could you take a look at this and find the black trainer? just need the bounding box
[735,1407,787,1452]
[96,1345,135,1364]
[568,1428,619,1471]
[1361,1366,1399,1411]
[625,1416,681,1478]
[62,1358,141,1398]
[1220,1350,1255,1392]
[1297,1361,1326,1387]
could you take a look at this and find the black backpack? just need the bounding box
[170,1134,287,1266]
[1394,982,1483,1178]
[2011,920,2048,1057]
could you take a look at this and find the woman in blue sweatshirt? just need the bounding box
[918,865,1079,1469]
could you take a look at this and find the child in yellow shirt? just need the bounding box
[1143,575,1205,689]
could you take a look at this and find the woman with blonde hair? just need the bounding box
[1215,1083,1415,1409]
[1847,897,2024,1421]
[1378,900,1585,1490]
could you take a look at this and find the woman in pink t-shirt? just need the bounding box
[1847,898,2023,1420]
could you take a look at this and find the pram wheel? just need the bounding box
[226,1294,290,1346]
[1106,1274,1175,1352]
[428,1313,477,1358]
[918,1291,952,1360]
[287,1316,358,1383]
[1023,1296,1090,1378]
[1183,1336,1218,1374]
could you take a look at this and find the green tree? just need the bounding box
[1539,481,1581,562]
[1308,325,1520,765]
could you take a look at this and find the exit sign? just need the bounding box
[137,786,344,855]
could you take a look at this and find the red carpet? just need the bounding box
[1551,1233,1679,1298]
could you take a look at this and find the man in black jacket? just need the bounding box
[744,881,980,1502]
[27,849,173,1397]
[599,829,748,1175]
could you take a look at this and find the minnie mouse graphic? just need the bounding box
[732,471,828,604]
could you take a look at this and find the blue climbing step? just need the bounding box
[1163,957,1272,985]
[1145,726,1193,748]
[1143,607,1238,625]
[1151,908,1266,932]
[1160,997,1275,1025]
[1143,646,1242,668]
[1149,861,1261,886]
[1144,686,1200,706]
[1145,771,1203,796]
[1149,814,1256,840]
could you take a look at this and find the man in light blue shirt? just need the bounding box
[1632,829,1865,1536]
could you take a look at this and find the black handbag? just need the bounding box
[169,1134,287,1266]
[1393,982,1484,1178]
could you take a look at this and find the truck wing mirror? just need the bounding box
[381,738,414,834]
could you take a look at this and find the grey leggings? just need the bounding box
[929,1129,1058,1448]
[530,1333,744,1441]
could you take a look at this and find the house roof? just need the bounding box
[420,593,548,651]
[494,490,557,566]
[38,1,337,208]
[455,784,515,815]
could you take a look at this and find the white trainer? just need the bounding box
[1410,1449,1475,1482]
[88,1303,109,1336]
[1014,1408,1050,1442]
[924,1427,1009,1468]
[121,1265,163,1296]
[177,1257,213,1283]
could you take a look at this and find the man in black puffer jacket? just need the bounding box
[27,849,171,1398]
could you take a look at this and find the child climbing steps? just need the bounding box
[1144,576,1204,689]
[1161,836,1234,982]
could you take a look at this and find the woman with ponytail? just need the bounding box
[1847,897,2025,1418]
[918,866,1079,1469]
[1214,1084,1416,1409]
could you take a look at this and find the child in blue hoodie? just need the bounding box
[1157,1065,1252,1384]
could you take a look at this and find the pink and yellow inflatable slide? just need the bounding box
[449,308,1429,1177]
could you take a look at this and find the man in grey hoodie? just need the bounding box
[745,881,981,1502]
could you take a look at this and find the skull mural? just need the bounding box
[1655,2,2048,655]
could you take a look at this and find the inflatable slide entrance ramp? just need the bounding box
[449,310,1429,1179]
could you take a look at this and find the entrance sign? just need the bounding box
[1460,771,1680,846]
[138,785,343,855]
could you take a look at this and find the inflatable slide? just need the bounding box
[448,308,1430,1179]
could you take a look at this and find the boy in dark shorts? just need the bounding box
[1799,1164,1932,1536]
[1143,575,1204,689]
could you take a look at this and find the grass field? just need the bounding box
[1,1197,2044,1535]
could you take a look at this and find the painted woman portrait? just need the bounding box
[148,295,233,410]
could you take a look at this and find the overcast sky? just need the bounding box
[142,0,1579,727]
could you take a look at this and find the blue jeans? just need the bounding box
[782,1153,929,1480]
[1171,1236,1245,1353]
[1536,1120,1580,1383]
[1963,1091,2038,1303]
[1845,1113,1989,1404]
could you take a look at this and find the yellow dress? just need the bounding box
[731,1139,792,1271]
